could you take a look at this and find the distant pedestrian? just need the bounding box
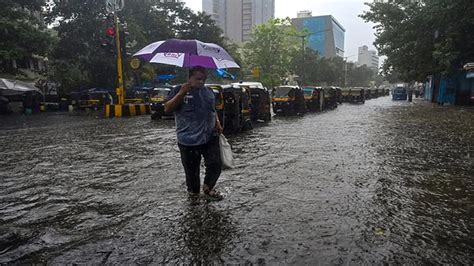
[164,66,224,200]
[408,87,413,102]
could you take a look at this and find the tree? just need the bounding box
[243,18,301,88]
[347,64,375,87]
[0,0,52,74]
[47,0,231,93]
[46,0,119,93]
[361,0,474,82]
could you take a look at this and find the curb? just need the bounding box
[105,104,151,118]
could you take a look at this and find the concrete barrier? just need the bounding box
[105,104,151,118]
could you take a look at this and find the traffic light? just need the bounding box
[101,27,116,53]
[101,15,116,54]
[119,29,131,59]
[106,27,115,37]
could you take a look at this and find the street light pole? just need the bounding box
[343,54,362,88]
[293,29,331,86]
[301,35,305,86]
[114,13,125,105]
[344,59,348,87]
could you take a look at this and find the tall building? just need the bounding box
[374,0,423,3]
[297,10,312,18]
[357,45,379,71]
[292,14,345,58]
[202,0,275,44]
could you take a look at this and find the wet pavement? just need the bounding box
[0,97,473,264]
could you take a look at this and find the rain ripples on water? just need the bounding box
[0,98,472,264]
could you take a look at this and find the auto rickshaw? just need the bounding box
[126,87,150,104]
[392,86,408,100]
[303,86,323,112]
[272,86,306,115]
[341,87,365,103]
[334,87,343,104]
[71,89,113,110]
[322,87,338,109]
[222,85,252,133]
[371,88,380,99]
[232,82,271,122]
[206,84,226,127]
[364,88,372,100]
[150,86,173,119]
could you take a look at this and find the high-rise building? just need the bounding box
[374,0,423,3]
[292,14,345,58]
[202,0,275,43]
[357,45,379,71]
[297,10,312,18]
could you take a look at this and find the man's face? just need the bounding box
[189,71,207,88]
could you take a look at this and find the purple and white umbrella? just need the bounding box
[133,39,240,69]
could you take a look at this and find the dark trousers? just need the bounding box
[178,136,222,193]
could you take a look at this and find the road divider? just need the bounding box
[105,104,151,118]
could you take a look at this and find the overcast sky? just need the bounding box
[182,0,378,62]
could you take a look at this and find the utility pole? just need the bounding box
[114,13,125,105]
[106,0,125,106]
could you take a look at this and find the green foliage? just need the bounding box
[290,48,374,87]
[346,63,376,87]
[244,18,375,88]
[47,0,234,93]
[243,18,301,88]
[361,0,474,82]
[0,0,52,74]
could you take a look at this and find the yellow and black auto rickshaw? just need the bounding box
[232,82,271,122]
[303,86,324,112]
[272,86,306,115]
[220,85,252,133]
[322,87,338,110]
[71,89,113,110]
[364,88,372,100]
[206,84,226,127]
[150,86,172,119]
[340,87,365,103]
[205,84,252,134]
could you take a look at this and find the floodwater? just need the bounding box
[0,97,473,264]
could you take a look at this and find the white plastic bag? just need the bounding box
[219,134,234,169]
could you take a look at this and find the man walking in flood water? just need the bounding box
[164,66,223,200]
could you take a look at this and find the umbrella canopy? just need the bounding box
[133,39,240,69]
[0,78,43,96]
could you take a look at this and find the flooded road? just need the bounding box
[1,97,473,264]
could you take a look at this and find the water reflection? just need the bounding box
[0,99,472,264]
[366,104,473,264]
[180,199,237,264]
